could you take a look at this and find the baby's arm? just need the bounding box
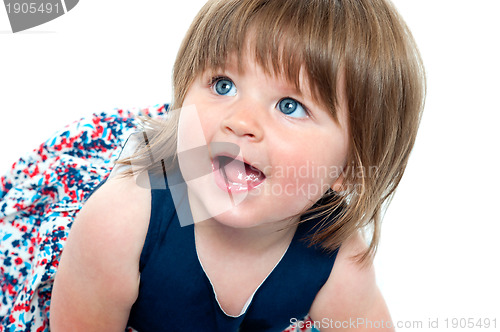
[309,231,394,332]
[50,175,151,331]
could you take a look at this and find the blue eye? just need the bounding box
[277,98,308,118]
[213,78,237,96]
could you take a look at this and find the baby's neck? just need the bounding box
[194,218,297,257]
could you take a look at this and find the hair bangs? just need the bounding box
[184,0,344,121]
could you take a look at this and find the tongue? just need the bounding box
[222,159,247,184]
[220,157,264,185]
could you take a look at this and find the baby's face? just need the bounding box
[177,54,350,228]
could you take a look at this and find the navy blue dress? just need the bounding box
[127,169,340,332]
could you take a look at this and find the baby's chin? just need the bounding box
[215,206,301,231]
[194,206,265,229]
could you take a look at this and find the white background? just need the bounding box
[1,1,499,330]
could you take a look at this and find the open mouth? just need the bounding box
[212,155,266,192]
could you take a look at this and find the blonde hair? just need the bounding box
[118,0,426,262]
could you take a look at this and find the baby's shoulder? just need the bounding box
[84,174,151,220]
[89,173,150,207]
[85,173,150,232]
[74,174,152,266]
[309,231,394,331]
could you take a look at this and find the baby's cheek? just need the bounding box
[274,162,332,202]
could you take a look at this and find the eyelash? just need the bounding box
[207,75,311,118]
[208,76,229,88]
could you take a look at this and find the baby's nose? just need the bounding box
[220,104,264,142]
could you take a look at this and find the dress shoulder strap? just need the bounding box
[137,170,177,272]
